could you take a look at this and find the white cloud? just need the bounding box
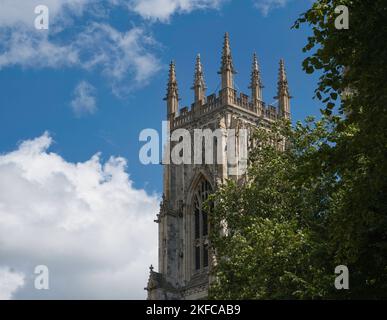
[0,267,25,300]
[0,0,91,28]
[0,29,79,69]
[253,0,292,16]
[75,24,161,92]
[0,0,228,85]
[0,23,160,94]
[71,81,97,116]
[129,0,227,21]
[0,0,232,92]
[0,133,159,299]
[0,1,161,94]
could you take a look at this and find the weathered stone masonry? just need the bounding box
[146,33,292,300]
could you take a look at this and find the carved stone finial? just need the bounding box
[218,32,236,89]
[192,54,206,103]
[164,61,179,119]
[275,59,291,119]
[249,52,263,103]
[165,61,178,99]
[277,59,289,96]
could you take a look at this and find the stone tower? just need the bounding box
[146,33,291,300]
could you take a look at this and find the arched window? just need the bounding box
[193,179,212,272]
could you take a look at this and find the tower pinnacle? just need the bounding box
[275,59,291,119]
[192,54,206,104]
[218,32,236,89]
[164,60,179,119]
[249,52,263,104]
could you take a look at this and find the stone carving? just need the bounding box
[145,33,291,300]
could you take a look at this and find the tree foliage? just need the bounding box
[209,0,387,299]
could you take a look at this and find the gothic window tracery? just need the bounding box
[192,178,212,272]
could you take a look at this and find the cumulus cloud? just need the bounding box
[0,25,160,94]
[0,0,91,28]
[129,0,227,21]
[0,1,161,94]
[76,24,161,92]
[0,0,296,87]
[253,0,292,16]
[0,267,25,300]
[71,81,97,116]
[0,0,228,89]
[0,29,79,70]
[0,133,159,299]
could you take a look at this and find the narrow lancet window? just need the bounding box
[192,178,212,272]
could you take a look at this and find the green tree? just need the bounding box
[208,119,335,299]
[294,0,387,298]
[209,0,387,299]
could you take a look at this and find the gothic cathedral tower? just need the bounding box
[146,33,291,300]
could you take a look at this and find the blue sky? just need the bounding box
[0,0,325,299]
[0,0,321,194]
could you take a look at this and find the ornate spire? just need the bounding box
[165,61,178,99]
[276,59,290,96]
[249,52,263,103]
[192,54,206,104]
[275,59,291,119]
[164,61,179,119]
[218,32,236,89]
